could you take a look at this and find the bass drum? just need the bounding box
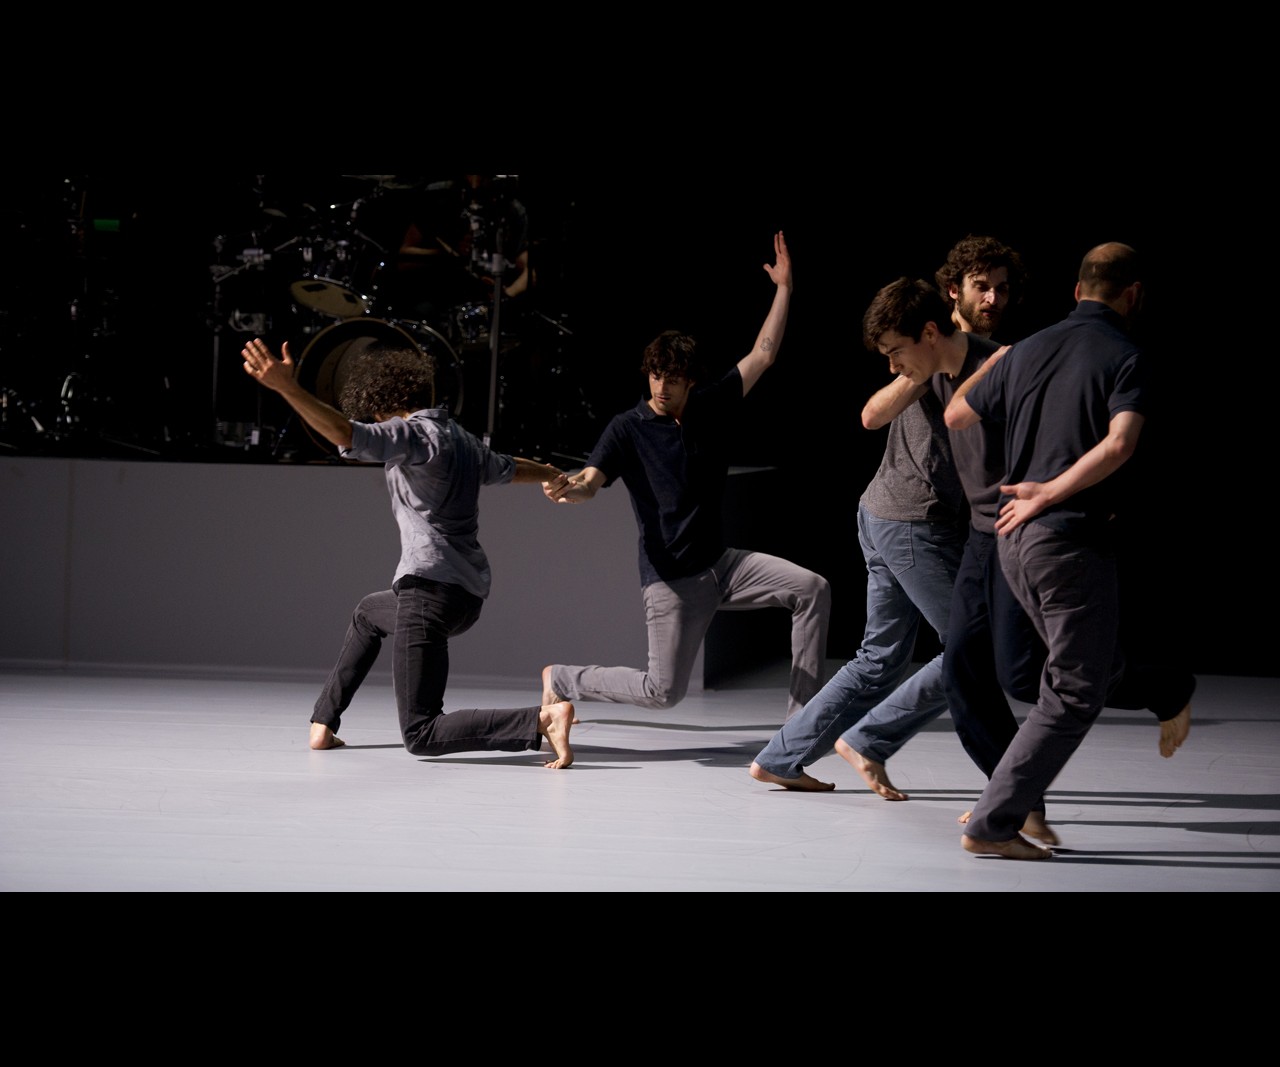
[295,318,464,451]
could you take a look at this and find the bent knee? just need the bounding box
[1004,680,1040,705]
[805,574,832,608]
[643,682,687,710]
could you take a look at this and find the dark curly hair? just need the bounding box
[862,277,955,351]
[337,345,436,421]
[640,330,706,383]
[934,234,1027,309]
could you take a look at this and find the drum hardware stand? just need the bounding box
[529,309,596,454]
[484,249,504,447]
[464,196,508,446]
[347,189,389,258]
[208,232,300,448]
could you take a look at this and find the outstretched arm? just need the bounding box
[542,465,607,504]
[242,338,353,449]
[738,231,793,396]
[511,456,563,484]
[995,410,1146,535]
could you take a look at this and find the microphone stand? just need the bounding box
[485,229,504,446]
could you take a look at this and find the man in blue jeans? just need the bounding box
[750,277,970,798]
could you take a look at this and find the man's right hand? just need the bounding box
[543,471,594,503]
[242,338,300,397]
[542,472,567,498]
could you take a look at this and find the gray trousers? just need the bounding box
[549,548,831,720]
[964,523,1124,842]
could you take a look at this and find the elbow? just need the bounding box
[1113,439,1139,467]
[944,402,974,431]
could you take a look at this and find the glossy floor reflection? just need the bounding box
[1,666,1277,892]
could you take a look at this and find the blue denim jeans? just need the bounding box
[753,504,964,777]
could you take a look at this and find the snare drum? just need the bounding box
[288,233,380,319]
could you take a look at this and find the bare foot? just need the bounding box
[961,833,1052,860]
[1159,702,1191,758]
[749,761,835,791]
[310,723,345,750]
[834,738,907,800]
[538,701,575,769]
[1022,811,1060,846]
[961,808,1059,845]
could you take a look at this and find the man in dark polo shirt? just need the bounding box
[945,241,1170,860]
[539,231,831,723]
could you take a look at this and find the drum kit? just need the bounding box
[208,175,526,458]
[0,176,153,455]
[0,175,592,462]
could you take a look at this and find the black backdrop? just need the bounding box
[0,173,1257,678]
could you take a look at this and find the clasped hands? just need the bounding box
[542,471,589,503]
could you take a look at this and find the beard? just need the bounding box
[957,296,1002,337]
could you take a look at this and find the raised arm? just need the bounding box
[738,231,793,396]
[242,338,353,449]
[994,410,1146,535]
[862,375,929,430]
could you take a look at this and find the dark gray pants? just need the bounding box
[963,524,1122,842]
[312,579,540,758]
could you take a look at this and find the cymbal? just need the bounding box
[341,175,423,190]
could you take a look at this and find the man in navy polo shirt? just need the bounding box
[945,241,1165,860]
[540,231,831,723]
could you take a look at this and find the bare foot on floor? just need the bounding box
[542,666,579,723]
[1021,810,1060,846]
[834,738,907,800]
[961,833,1052,860]
[1159,703,1191,758]
[749,762,834,791]
[960,808,1059,845]
[310,723,345,750]
[539,701,575,769]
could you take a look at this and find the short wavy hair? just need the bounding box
[862,277,955,351]
[337,345,436,421]
[640,330,706,383]
[934,234,1027,308]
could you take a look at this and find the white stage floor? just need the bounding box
[2,665,1277,892]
